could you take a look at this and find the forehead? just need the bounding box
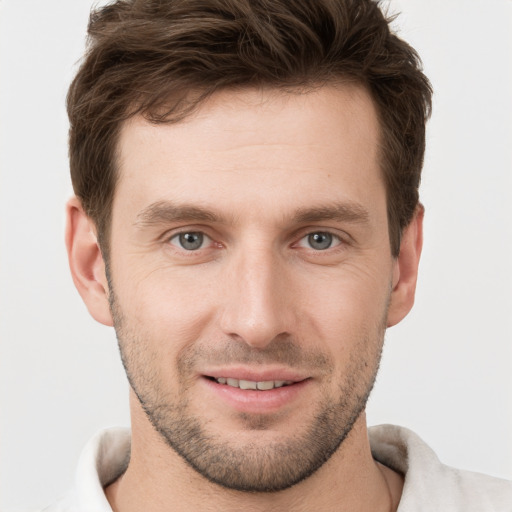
[114,84,383,223]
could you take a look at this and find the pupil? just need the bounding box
[308,232,332,250]
[179,232,203,250]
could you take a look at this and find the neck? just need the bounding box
[105,394,403,512]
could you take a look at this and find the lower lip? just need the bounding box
[200,377,310,414]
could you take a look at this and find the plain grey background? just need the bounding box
[1,0,511,510]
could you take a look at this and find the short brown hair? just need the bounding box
[67,0,432,257]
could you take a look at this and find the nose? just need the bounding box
[219,245,294,349]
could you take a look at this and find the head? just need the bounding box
[66,0,430,494]
[67,0,431,260]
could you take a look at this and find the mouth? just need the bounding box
[201,372,311,413]
[206,376,295,390]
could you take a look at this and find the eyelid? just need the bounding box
[292,224,350,242]
[160,224,212,242]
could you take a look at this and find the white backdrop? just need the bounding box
[1,1,511,510]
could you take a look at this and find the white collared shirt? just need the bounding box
[44,425,512,511]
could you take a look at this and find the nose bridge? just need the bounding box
[220,241,291,348]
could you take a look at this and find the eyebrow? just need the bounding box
[134,201,224,227]
[134,200,370,228]
[292,202,370,225]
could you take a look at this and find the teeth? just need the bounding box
[257,381,274,390]
[215,378,293,390]
[239,379,257,390]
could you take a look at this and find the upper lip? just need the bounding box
[200,366,310,383]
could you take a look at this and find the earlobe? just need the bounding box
[65,197,114,326]
[387,205,424,327]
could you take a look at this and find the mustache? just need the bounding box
[177,335,333,372]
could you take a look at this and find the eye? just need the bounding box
[169,232,211,251]
[298,232,341,251]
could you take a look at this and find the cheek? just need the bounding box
[293,268,391,387]
[112,244,393,362]
[114,262,219,357]
[297,262,391,337]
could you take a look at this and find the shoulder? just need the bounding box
[369,424,512,512]
[41,427,131,512]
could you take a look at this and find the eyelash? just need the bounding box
[166,229,346,254]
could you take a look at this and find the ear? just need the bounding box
[65,197,113,326]
[387,205,424,327]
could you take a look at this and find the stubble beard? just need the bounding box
[109,285,387,493]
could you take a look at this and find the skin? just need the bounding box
[66,84,423,511]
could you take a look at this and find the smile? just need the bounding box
[213,377,294,390]
[201,374,311,413]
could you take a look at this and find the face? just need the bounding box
[107,85,397,491]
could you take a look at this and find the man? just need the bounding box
[46,0,511,510]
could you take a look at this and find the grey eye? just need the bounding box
[307,232,333,250]
[170,232,207,251]
[297,231,341,251]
